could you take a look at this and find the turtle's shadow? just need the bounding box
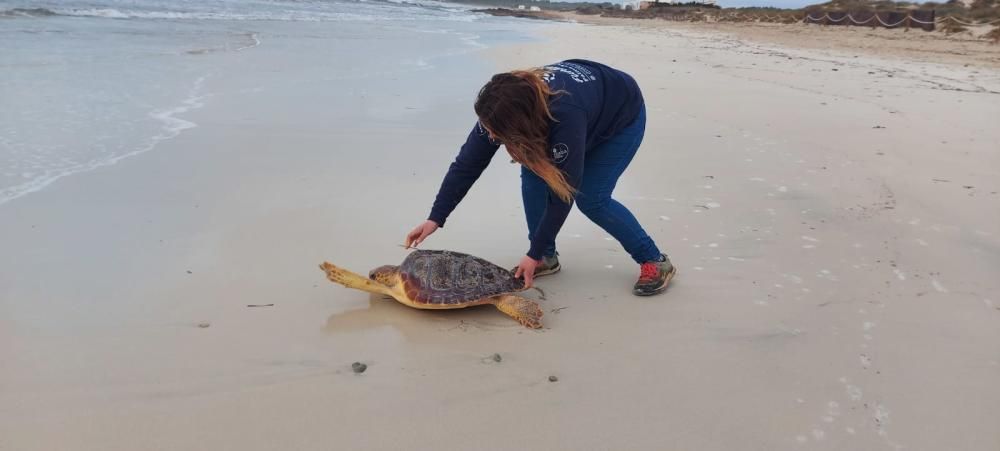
[322,294,513,336]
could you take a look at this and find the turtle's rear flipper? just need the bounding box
[319,262,392,296]
[493,295,543,329]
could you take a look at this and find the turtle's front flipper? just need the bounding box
[493,295,543,329]
[319,262,392,296]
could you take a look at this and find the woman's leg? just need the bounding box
[521,166,557,258]
[575,106,663,264]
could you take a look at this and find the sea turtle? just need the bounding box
[319,249,544,329]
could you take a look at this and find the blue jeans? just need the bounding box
[521,106,662,264]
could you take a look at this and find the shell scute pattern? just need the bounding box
[399,250,525,305]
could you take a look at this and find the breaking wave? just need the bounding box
[0,3,482,22]
[1,7,58,17]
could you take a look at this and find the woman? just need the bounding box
[404,59,675,296]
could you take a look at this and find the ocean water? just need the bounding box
[0,0,539,205]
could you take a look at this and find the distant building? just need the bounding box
[517,4,526,9]
[529,5,541,11]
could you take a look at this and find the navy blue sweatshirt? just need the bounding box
[428,59,644,260]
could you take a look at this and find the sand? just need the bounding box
[2,17,1000,451]
[554,12,1000,69]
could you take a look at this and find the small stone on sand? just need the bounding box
[197,322,210,328]
[352,362,367,373]
[492,353,502,362]
[548,375,558,382]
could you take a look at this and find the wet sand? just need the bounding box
[2,18,999,451]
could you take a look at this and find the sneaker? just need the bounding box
[633,254,676,296]
[512,254,561,278]
[535,254,562,277]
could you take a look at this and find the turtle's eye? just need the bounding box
[369,265,393,281]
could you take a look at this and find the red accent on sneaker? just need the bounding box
[639,262,659,282]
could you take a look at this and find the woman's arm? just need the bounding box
[405,122,499,248]
[427,122,501,227]
[525,106,587,260]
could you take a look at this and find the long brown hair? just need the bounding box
[474,68,574,203]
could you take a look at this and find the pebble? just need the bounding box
[548,375,558,382]
[492,353,502,363]
[352,362,367,373]
[197,322,210,328]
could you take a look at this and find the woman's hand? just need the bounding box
[404,220,439,248]
[513,255,541,288]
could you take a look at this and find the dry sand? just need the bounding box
[2,18,1000,451]
[555,12,1000,69]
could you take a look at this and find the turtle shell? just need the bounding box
[398,249,526,305]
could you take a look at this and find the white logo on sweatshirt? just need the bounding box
[542,62,597,84]
[551,143,569,163]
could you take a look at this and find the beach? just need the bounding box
[2,3,999,450]
[556,12,1000,69]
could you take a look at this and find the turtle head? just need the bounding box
[368,265,399,285]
